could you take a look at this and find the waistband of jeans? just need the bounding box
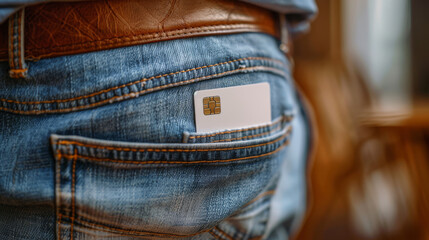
[0,0,284,62]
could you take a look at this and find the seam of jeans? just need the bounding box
[209,231,220,239]
[212,227,234,240]
[57,127,290,153]
[56,149,62,240]
[57,214,62,240]
[210,125,284,143]
[8,68,28,73]
[70,149,77,240]
[209,229,222,240]
[189,115,285,140]
[58,214,213,238]
[241,190,276,209]
[0,66,286,114]
[59,138,289,166]
[17,23,273,55]
[8,17,14,69]
[0,57,282,105]
[17,12,22,70]
[8,9,28,78]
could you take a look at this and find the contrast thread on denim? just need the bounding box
[59,139,290,166]
[241,190,276,209]
[17,12,22,70]
[189,115,286,139]
[8,18,14,69]
[209,231,219,239]
[209,228,222,240]
[211,227,234,240]
[58,214,213,238]
[70,149,77,240]
[8,9,27,78]
[0,57,282,104]
[57,214,62,240]
[56,149,62,240]
[57,128,290,153]
[211,125,285,143]
[8,68,28,73]
[55,147,216,238]
[0,66,285,114]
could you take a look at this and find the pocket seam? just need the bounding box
[58,134,290,165]
[211,124,282,143]
[188,115,287,140]
[58,214,214,238]
[56,126,291,153]
[209,227,234,240]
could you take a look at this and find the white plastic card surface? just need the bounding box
[194,82,271,133]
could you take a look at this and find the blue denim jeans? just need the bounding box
[0,33,310,239]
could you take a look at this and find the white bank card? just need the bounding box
[194,82,271,133]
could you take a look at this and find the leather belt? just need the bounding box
[0,0,280,61]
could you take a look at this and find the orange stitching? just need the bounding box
[190,116,285,139]
[70,149,77,240]
[209,230,221,240]
[242,190,276,209]
[9,68,28,73]
[0,57,281,104]
[211,125,284,143]
[213,227,233,240]
[17,10,22,70]
[0,66,285,114]
[9,71,26,79]
[8,14,15,69]
[59,138,289,166]
[56,149,62,240]
[58,213,62,240]
[209,229,222,240]
[59,215,212,238]
[57,128,289,153]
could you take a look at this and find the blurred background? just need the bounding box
[292,0,429,239]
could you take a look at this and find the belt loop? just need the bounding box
[8,8,28,79]
[278,13,294,67]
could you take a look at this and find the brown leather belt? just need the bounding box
[0,0,280,61]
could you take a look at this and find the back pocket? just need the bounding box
[51,114,292,239]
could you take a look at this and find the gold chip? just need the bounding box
[203,96,221,115]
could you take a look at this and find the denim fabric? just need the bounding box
[0,33,310,239]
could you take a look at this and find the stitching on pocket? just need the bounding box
[70,149,77,240]
[59,138,289,165]
[211,125,283,143]
[210,227,234,240]
[0,66,285,115]
[189,115,285,140]
[241,190,276,209]
[57,127,291,153]
[209,231,221,239]
[59,214,213,238]
[55,149,62,240]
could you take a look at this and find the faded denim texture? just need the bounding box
[0,33,310,239]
